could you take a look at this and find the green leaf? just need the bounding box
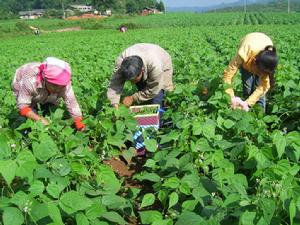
[53,109,64,120]
[47,182,67,199]
[259,198,275,224]
[2,207,24,225]
[102,195,126,209]
[179,182,191,195]
[163,177,180,189]
[0,160,17,185]
[107,134,125,148]
[47,202,63,225]
[121,147,136,164]
[0,135,10,159]
[181,174,200,189]
[182,200,198,211]
[32,134,58,161]
[116,120,125,132]
[297,196,300,210]
[223,119,235,129]
[223,194,241,207]
[51,158,71,176]
[144,159,156,168]
[139,210,162,224]
[256,217,268,225]
[145,139,157,152]
[59,191,92,214]
[10,191,29,209]
[152,219,173,225]
[175,211,204,225]
[273,131,286,158]
[101,211,127,225]
[16,150,36,165]
[141,193,155,208]
[135,172,161,182]
[16,150,37,181]
[91,220,110,225]
[76,213,89,225]
[192,186,210,200]
[34,165,53,179]
[28,180,44,197]
[289,200,296,225]
[0,197,10,209]
[86,203,107,220]
[287,131,300,145]
[239,211,256,225]
[202,119,215,139]
[96,165,121,194]
[160,131,179,144]
[30,202,48,222]
[158,190,168,206]
[168,192,178,209]
[192,121,202,135]
[71,162,90,176]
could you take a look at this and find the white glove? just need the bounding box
[231,96,249,112]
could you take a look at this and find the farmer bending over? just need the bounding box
[223,32,278,112]
[107,43,174,108]
[12,57,85,130]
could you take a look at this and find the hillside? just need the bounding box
[215,0,300,12]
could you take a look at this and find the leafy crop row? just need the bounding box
[0,19,299,224]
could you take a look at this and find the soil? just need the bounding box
[103,155,154,225]
[103,156,147,179]
[103,157,135,177]
[53,27,82,32]
[65,14,105,20]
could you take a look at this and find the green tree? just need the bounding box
[156,1,164,12]
[125,0,139,13]
[137,0,156,10]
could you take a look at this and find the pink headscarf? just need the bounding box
[37,57,71,86]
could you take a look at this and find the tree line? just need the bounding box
[0,0,165,19]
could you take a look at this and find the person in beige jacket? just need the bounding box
[223,32,278,111]
[107,43,174,108]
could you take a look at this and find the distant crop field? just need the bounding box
[0,12,300,225]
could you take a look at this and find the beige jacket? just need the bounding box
[223,32,273,106]
[107,43,174,104]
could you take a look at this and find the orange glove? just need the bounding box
[122,96,134,107]
[74,117,85,131]
[19,107,33,116]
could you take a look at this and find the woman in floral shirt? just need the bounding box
[12,57,85,130]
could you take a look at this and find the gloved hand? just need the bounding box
[239,100,249,112]
[231,96,249,112]
[74,117,85,131]
[122,96,134,107]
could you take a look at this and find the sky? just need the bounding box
[162,0,242,8]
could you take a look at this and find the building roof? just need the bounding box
[143,7,157,10]
[70,5,93,8]
[19,9,44,16]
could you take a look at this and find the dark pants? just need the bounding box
[240,68,266,111]
[136,80,165,108]
[31,103,55,116]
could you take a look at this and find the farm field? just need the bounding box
[0,12,300,225]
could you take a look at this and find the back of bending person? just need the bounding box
[12,57,85,130]
[223,32,278,112]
